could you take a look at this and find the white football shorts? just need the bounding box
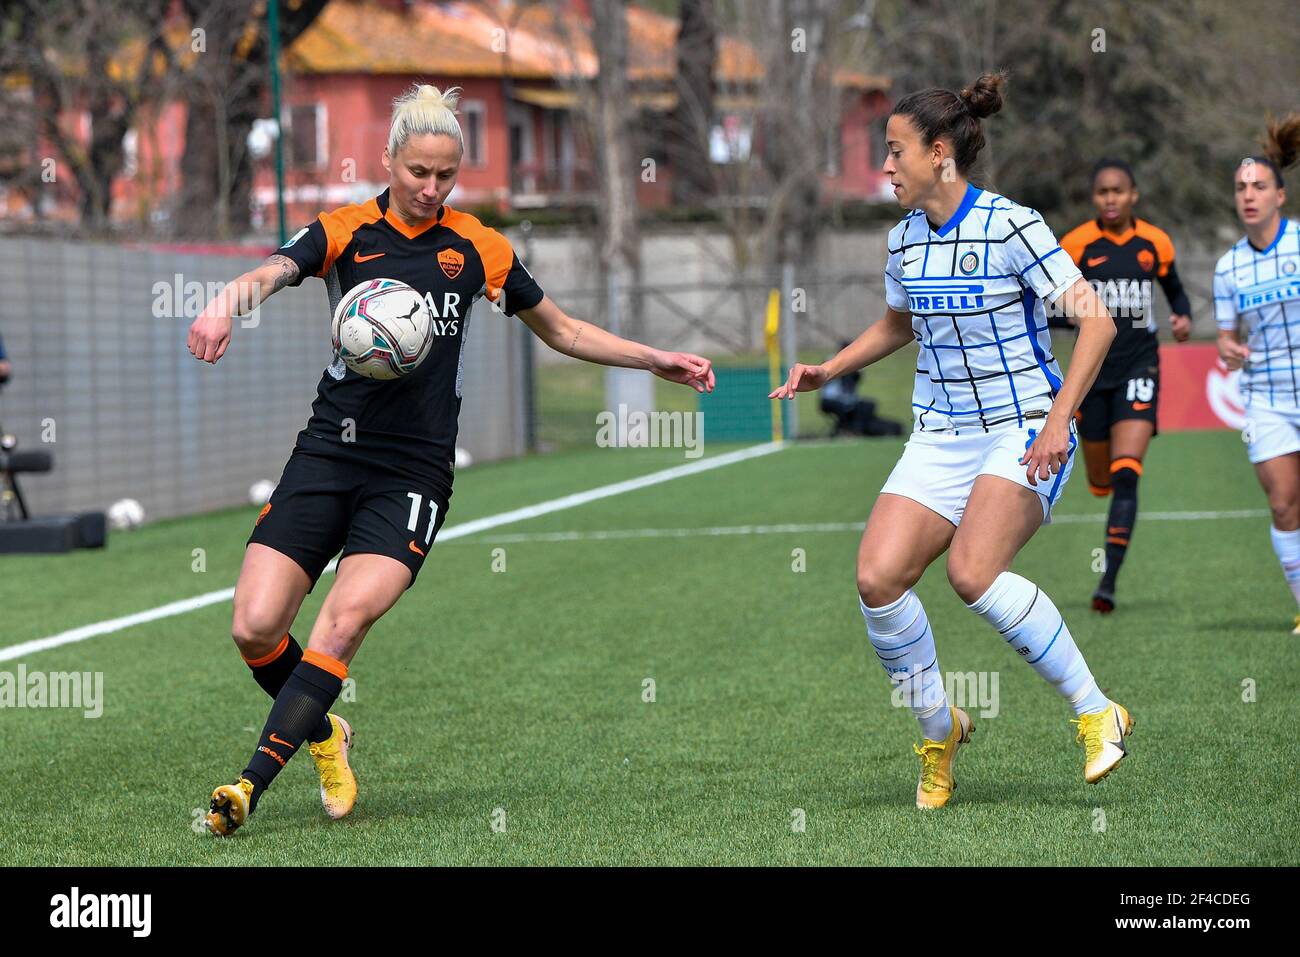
[1243,398,1300,465]
[879,421,1077,527]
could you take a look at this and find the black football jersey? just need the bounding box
[276,188,544,490]
[1060,218,1190,388]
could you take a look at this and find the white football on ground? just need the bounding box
[108,498,145,531]
[248,480,276,506]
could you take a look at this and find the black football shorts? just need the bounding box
[248,448,451,590]
[1077,367,1159,443]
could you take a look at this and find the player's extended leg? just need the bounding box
[205,544,339,834]
[207,554,411,835]
[1254,451,1300,632]
[949,475,1132,784]
[230,544,334,741]
[856,493,969,808]
[1093,418,1155,613]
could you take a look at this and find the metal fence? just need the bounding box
[520,227,1228,361]
[0,238,528,522]
[524,239,1230,449]
[0,230,1233,519]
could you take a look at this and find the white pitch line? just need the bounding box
[0,589,237,663]
[1082,509,1267,522]
[447,508,1271,545]
[0,442,784,664]
[433,441,785,540]
[456,522,865,544]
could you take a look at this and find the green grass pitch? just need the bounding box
[1,429,1297,865]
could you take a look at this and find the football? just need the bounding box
[107,498,145,531]
[248,479,276,506]
[331,278,434,380]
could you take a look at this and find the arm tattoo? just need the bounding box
[568,322,584,354]
[264,254,300,294]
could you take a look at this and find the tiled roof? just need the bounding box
[287,1,885,89]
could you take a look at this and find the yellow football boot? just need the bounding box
[1072,700,1134,783]
[914,706,975,810]
[205,777,255,836]
[309,714,357,820]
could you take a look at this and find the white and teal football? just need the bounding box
[331,278,434,381]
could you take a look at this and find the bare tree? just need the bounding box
[589,0,643,336]
[869,0,1297,231]
[755,0,836,274]
[542,0,645,340]
[666,0,717,208]
[173,0,328,239]
[0,0,172,233]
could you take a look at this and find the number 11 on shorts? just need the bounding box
[406,492,439,546]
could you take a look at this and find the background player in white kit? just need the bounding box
[1214,115,1300,633]
[772,72,1132,809]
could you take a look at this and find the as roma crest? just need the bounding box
[1136,249,1155,273]
[438,248,465,280]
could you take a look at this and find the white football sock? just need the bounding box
[861,590,952,741]
[1269,526,1300,610]
[967,572,1109,716]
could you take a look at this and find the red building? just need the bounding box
[262,0,892,228]
[5,0,893,231]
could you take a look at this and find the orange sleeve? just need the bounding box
[441,208,515,303]
[1059,221,1099,266]
[1134,220,1176,277]
[316,197,383,277]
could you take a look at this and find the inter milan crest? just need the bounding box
[959,251,979,275]
[1284,260,1297,275]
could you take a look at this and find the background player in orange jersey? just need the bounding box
[1059,160,1192,613]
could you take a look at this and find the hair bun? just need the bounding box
[1262,112,1300,171]
[959,72,1007,120]
[413,84,462,112]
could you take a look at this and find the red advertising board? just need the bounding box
[1156,343,1244,432]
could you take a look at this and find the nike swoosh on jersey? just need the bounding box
[1087,256,1109,267]
[354,251,386,262]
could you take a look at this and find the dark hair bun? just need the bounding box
[1263,113,1300,171]
[960,72,1007,120]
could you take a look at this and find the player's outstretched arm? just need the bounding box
[187,254,300,364]
[769,306,913,399]
[516,295,715,394]
[1020,277,1116,485]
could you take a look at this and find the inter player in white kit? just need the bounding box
[1214,115,1300,633]
[772,73,1133,808]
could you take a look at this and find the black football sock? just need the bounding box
[243,633,334,744]
[242,651,347,812]
[1101,459,1141,592]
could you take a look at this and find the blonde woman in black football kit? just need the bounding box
[187,85,716,836]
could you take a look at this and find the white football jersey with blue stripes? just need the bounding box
[884,184,1082,434]
[1213,217,1300,409]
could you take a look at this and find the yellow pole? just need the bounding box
[765,288,782,442]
